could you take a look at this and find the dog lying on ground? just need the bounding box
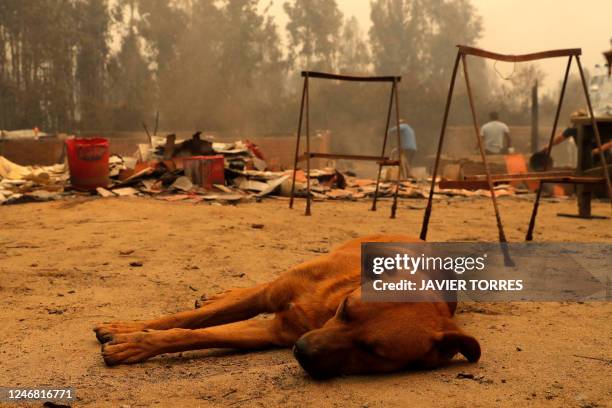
[94,234,480,378]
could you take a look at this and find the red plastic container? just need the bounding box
[183,155,225,189]
[66,138,109,191]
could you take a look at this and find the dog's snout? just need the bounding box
[293,338,312,362]
[293,335,341,379]
[294,337,328,378]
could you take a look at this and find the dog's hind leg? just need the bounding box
[94,283,288,343]
[101,318,297,366]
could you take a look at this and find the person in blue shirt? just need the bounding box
[388,119,417,178]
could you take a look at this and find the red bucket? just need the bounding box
[66,138,109,191]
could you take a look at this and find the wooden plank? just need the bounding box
[440,176,605,191]
[378,159,400,166]
[439,180,489,190]
[569,116,612,125]
[301,71,401,83]
[464,171,574,181]
[297,152,399,165]
[583,164,612,176]
[457,45,581,62]
[539,176,604,184]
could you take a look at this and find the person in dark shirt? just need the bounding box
[539,110,611,162]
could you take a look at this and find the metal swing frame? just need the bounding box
[420,45,612,243]
[289,71,404,218]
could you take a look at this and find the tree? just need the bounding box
[136,0,185,75]
[216,0,287,131]
[540,72,590,128]
[161,0,222,129]
[370,0,487,130]
[0,1,81,132]
[248,10,291,130]
[76,0,111,130]
[135,0,186,121]
[284,0,343,71]
[108,0,154,130]
[337,16,371,73]
[45,1,79,131]
[370,0,428,76]
[156,0,287,132]
[370,0,482,84]
[490,63,547,124]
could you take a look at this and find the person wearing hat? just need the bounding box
[538,109,611,164]
[543,109,585,150]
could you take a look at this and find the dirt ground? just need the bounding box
[0,196,610,408]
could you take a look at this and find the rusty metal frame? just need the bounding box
[289,71,404,217]
[420,45,612,243]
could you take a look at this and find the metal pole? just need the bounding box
[289,77,308,209]
[305,74,312,216]
[142,122,152,146]
[391,79,402,219]
[530,81,538,153]
[153,110,159,136]
[526,56,573,241]
[420,52,461,240]
[372,82,396,211]
[576,56,612,208]
[461,54,507,243]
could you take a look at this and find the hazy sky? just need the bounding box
[270,0,612,90]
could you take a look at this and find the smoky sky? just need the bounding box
[269,0,612,90]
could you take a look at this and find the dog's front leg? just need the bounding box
[101,318,295,366]
[94,283,285,343]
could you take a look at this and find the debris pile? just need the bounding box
[0,133,520,206]
[0,156,68,204]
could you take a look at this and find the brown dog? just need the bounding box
[94,234,480,378]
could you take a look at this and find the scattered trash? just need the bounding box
[170,176,193,192]
[96,187,116,198]
[113,187,139,197]
[109,155,125,177]
[213,184,232,193]
[235,177,269,192]
[456,372,475,379]
[456,372,493,385]
[1,133,524,206]
[184,155,225,188]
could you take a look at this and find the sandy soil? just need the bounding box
[0,196,610,408]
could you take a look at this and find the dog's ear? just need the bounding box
[434,331,481,363]
[335,296,350,322]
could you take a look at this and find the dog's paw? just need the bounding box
[93,322,147,344]
[101,331,156,366]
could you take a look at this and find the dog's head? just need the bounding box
[293,290,480,379]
